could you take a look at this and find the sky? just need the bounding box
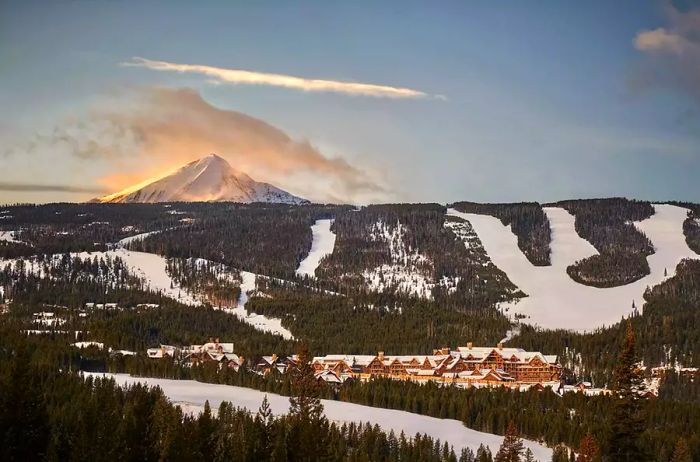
[0,0,699,205]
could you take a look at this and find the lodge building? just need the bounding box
[146,338,561,388]
[311,342,561,387]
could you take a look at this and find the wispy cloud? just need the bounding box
[0,183,107,194]
[122,57,437,99]
[632,2,700,104]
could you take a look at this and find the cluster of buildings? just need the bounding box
[306,342,562,388]
[84,302,159,310]
[147,338,245,371]
[146,340,563,389]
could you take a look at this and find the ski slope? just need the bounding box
[296,219,336,278]
[117,230,162,247]
[447,204,699,331]
[75,248,202,305]
[221,271,295,340]
[89,373,552,461]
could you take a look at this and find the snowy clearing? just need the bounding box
[447,204,699,331]
[296,219,336,278]
[0,231,19,243]
[88,373,552,461]
[219,271,295,340]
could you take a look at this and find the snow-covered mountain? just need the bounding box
[96,154,307,204]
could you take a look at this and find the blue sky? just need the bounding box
[1,1,698,204]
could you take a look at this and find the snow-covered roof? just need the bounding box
[72,341,104,349]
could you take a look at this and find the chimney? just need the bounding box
[378,351,384,361]
[467,342,473,350]
[497,342,503,350]
[271,353,278,363]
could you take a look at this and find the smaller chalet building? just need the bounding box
[147,345,178,359]
[253,354,299,375]
[183,339,244,370]
[147,338,245,370]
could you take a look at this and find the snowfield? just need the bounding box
[296,219,336,278]
[88,373,552,461]
[447,204,699,331]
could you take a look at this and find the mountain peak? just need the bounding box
[96,154,308,204]
[201,153,226,162]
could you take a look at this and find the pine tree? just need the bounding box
[551,445,569,462]
[256,395,274,460]
[460,447,476,462]
[289,344,324,423]
[607,320,647,462]
[287,344,326,461]
[0,343,49,462]
[495,421,524,462]
[197,400,216,461]
[523,448,535,462]
[476,444,493,462]
[576,433,600,462]
[669,438,691,462]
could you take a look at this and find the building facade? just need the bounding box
[311,342,561,388]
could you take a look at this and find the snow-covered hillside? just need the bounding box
[89,373,552,461]
[0,241,295,338]
[448,204,699,331]
[296,219,336,278]
[97,154,307,204]
[362,221,436,298]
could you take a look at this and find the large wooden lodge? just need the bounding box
[146,338,562,388]
[310,342,561,388]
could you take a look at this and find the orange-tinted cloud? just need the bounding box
[48,87,391,204]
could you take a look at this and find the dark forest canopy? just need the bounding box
[551,198,655,288]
